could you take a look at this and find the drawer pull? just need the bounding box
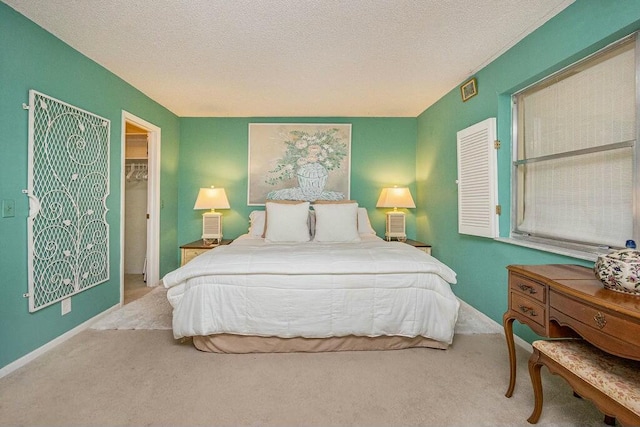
[517,283,537,294]
[594,312,607,329]
[518,305,538,317]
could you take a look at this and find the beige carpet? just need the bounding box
[0,332,605,426]
[123,273,153,305]
[91,286,172,330]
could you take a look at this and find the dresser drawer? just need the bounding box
[510,273,546,303]
[511,292,546,330]
[416,246,431,255]
[551,291,640,355]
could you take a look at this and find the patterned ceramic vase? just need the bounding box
[594,249,640,294]
[297,162,328,199]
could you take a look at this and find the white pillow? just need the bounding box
[264,201,311,242]
[248,210,266,237]
[313,202,361,242]
[357,207,376,235]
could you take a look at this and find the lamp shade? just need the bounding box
[376,187,416,209]
[194,187,230,211]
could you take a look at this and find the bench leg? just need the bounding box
[527,350,544,424]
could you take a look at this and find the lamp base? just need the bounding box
[202,212,223,245]
[202,237,221,246]
[385,235,408,242]
[385,211,406,242]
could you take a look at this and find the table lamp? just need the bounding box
[376,186,415,242]
[194,186,230,245]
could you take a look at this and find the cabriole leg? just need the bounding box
[527,350,544,424]
[503,313,517,397]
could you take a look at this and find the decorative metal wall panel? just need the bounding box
[26,90,110,312]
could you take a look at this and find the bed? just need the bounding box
[162,201,459,353]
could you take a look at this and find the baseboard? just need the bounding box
[0,303,121,379]
[512,333,533,352]
[459,298,533,353]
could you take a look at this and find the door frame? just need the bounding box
[120,111,161,304]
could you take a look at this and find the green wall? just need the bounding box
[0,3,180,369]
[416,0,640,343]
[178,118,417,245]
[5,0,639,371]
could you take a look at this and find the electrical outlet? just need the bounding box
[61,297,71,315]
[2,199,15,218]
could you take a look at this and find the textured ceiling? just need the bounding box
[3,0,574,117]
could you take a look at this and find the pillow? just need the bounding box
[248,210,266,237]
[313,200,357,204]
[357,207,376,235]
[312,202,376,235]
[262,199,305,237]
[313,202,361,242]
[264,201,311,242]
[311,201,355,238]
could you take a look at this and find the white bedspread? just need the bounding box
[163,235,459,343]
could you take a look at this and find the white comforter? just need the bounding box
[163,234,459,343]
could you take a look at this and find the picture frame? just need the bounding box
[460,77,478,102]
[247,123,352,205]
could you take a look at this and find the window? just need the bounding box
[512,33,638,253]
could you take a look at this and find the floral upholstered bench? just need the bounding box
[528,339,640,426]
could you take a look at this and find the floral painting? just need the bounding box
[248,123,351,205]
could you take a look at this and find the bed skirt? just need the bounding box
[192,334,449,354]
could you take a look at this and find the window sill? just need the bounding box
[495,237,602,262]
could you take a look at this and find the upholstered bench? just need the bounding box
[528,339,640,426]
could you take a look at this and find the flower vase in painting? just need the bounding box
[265,128,348,201]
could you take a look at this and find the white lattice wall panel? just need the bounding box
[26,90,110,312]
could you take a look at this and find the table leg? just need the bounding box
[503,313,516,398]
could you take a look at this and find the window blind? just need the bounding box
[513,35,637,249]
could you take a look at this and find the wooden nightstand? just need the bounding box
[180,239,232,266]
[404,239,432,255]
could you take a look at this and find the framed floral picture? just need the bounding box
[248,123,352,205]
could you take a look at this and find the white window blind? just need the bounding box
[513,34,637,249]
[457,117,499,238]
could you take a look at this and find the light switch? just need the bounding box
[2,199,15,218]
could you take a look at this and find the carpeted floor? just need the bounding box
[123,273,153,305]
[0,331,605,426]
[91,286,172,330]
[1,291,609,426]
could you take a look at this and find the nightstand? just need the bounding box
[180,239,232,266]
[404,239,432,255]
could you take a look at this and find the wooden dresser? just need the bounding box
[503,264,640,398]
[403,239,432,255]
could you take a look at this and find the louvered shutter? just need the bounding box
[456,117,498,238]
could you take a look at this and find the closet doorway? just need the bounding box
[124,122,150,303]
[120,111,161,305]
